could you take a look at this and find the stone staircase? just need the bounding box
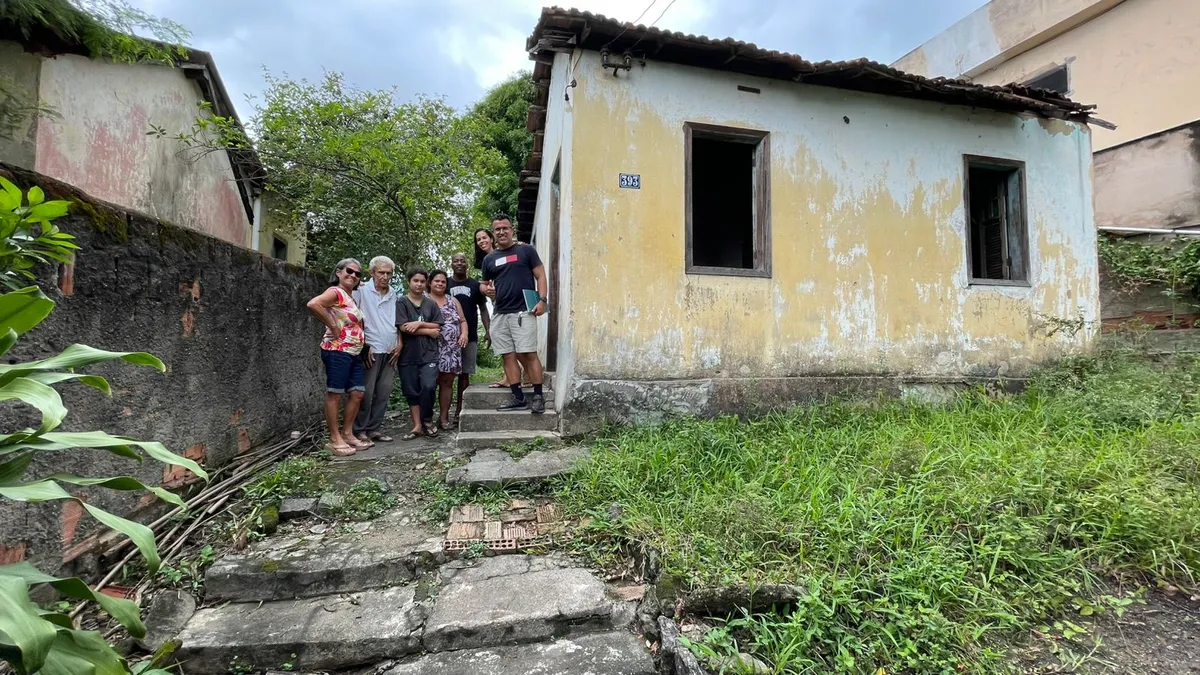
[455,372,561,451]
[168,372,655,674]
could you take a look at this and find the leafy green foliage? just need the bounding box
[331,478,394,521]
[243,457,329,503]
[469,72,537,224]
[0,181,195,675]
[0,0,189,63]
[0,177,79,291]
[417,475,470,523]
[1098,233,1200,307]
[163,72,502,272]
[559,351,1200,673]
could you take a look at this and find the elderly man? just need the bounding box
[352,255,401,442]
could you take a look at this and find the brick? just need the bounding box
[536,504,561,523]
[447,522,483,541]
[61,499,85,546]
[449,505,483,523]
[163,444,206,489]
[0,543,26,564]
[484,521,502,540]
[237,428,251,454]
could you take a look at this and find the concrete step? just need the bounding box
[462,385,555,409]
[382,630,655,674]
[175,586,426,674]
[422,555,636,653]
[447,447,590,488]
[205,513,444,602]
[456,429,561,452]
[458,407,559,433]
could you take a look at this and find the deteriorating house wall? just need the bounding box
[0,164,325,573]
[31,51,252,248]
[556,52,1097,432]
[1094,123,1200,230]
[0,40,42,168]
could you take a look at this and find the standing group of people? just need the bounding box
[306,215,549,456]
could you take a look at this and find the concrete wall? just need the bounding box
[556,52,1097,426]
[894,0,1200,153]
[0,164,326,574]
[1094,123,1200,229]
[0,40,42,168]
[31,52,252,247]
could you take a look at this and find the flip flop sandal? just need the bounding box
[401,431,420,441]
[350,438,374,450]
[488,382,507,388]
[370,433,394,442]
[424,425,439,438]
[441,419,456,430]
[324,442,356,457]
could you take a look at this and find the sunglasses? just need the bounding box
[343,268,362,278]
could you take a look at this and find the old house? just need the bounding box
[0,21,305,264]
[893,0,1200,326]
[518,8,1103,432]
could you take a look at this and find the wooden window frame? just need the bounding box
[963,154,1030,287]
[684,122,772,278]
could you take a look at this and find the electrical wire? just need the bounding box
[629,0,679,52]
[601,0,660,50]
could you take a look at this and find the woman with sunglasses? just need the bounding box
[306,258,373,456]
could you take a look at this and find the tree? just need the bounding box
[0,177,200,675]
[167,72,502,273]
[469,72,537,225]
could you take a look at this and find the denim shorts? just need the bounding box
[321,349,366,394]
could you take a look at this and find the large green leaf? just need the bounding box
[0,344,165,389]
[0,432,207,481]
[0,328,18,357]
[0,575,57,672]
[47,474,186,509]
[0,286,54,336]
[0,481,161,571]
[0,376,66,433]
[0,176,20,212]
[0,562,146,638]
[39,628,129,675]
[27,201,70,223]
[0,451,33,485]
[25,371,112,395]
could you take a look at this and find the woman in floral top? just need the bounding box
[306,258,373,456]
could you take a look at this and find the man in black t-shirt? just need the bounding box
[395,268,443,438]
[481,215,548,414]
[448,252,490,419]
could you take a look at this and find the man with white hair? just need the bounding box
[352,255,400,442]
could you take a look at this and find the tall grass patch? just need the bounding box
[558,351,1200,672]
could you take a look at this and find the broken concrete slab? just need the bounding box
[205,508,443,602]
[175,586,426,674]
[458,408,559,433]
[423,555,634,653]
[278,497,318,521]
[445,447,589,487]
[456,430,561,453]
[136,589,195,652]
[383,630,655,675]
[461,385,555,409]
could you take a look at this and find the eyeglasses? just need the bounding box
[344,268,362,278]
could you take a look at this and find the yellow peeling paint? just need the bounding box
[561,55,1096,381]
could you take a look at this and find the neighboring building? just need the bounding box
[0,21,305,263]
[519,8,1102,432]
[893,0,1200,235]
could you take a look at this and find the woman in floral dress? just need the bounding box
[429,270,468,430]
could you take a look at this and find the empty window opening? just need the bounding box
[272,235,288,260]
[1023,65,1068,95]
[686,123,770,276]
[965,157,1027,283]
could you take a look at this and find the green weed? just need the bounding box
[244,457,330,502]
[418,475,471,522]
[558,350,1200,673]
[332,478,395,521]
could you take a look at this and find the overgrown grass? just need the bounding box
[557,349,1200,673]
[332,478,395,521]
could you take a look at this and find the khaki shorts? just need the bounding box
[491,313,537,355]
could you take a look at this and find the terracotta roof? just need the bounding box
[515,7,1108,235]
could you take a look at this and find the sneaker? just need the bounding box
[497,395,528,411]
[530,394,546,415]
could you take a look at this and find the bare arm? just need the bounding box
[531,265,548,317]
[416,327,442,338]
[306,288,341,333]
[478,289,491,336]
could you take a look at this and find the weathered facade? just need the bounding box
[0,164,326,573]
[521,9,1101,432]
[893,0,1200,234]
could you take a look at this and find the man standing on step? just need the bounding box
[481,214,548,414]
[449,252,489,422]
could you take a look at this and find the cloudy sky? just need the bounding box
[129,0,986,119]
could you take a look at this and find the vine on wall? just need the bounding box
[1098,234,1200,303]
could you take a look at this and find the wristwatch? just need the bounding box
[538,296,548,303]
